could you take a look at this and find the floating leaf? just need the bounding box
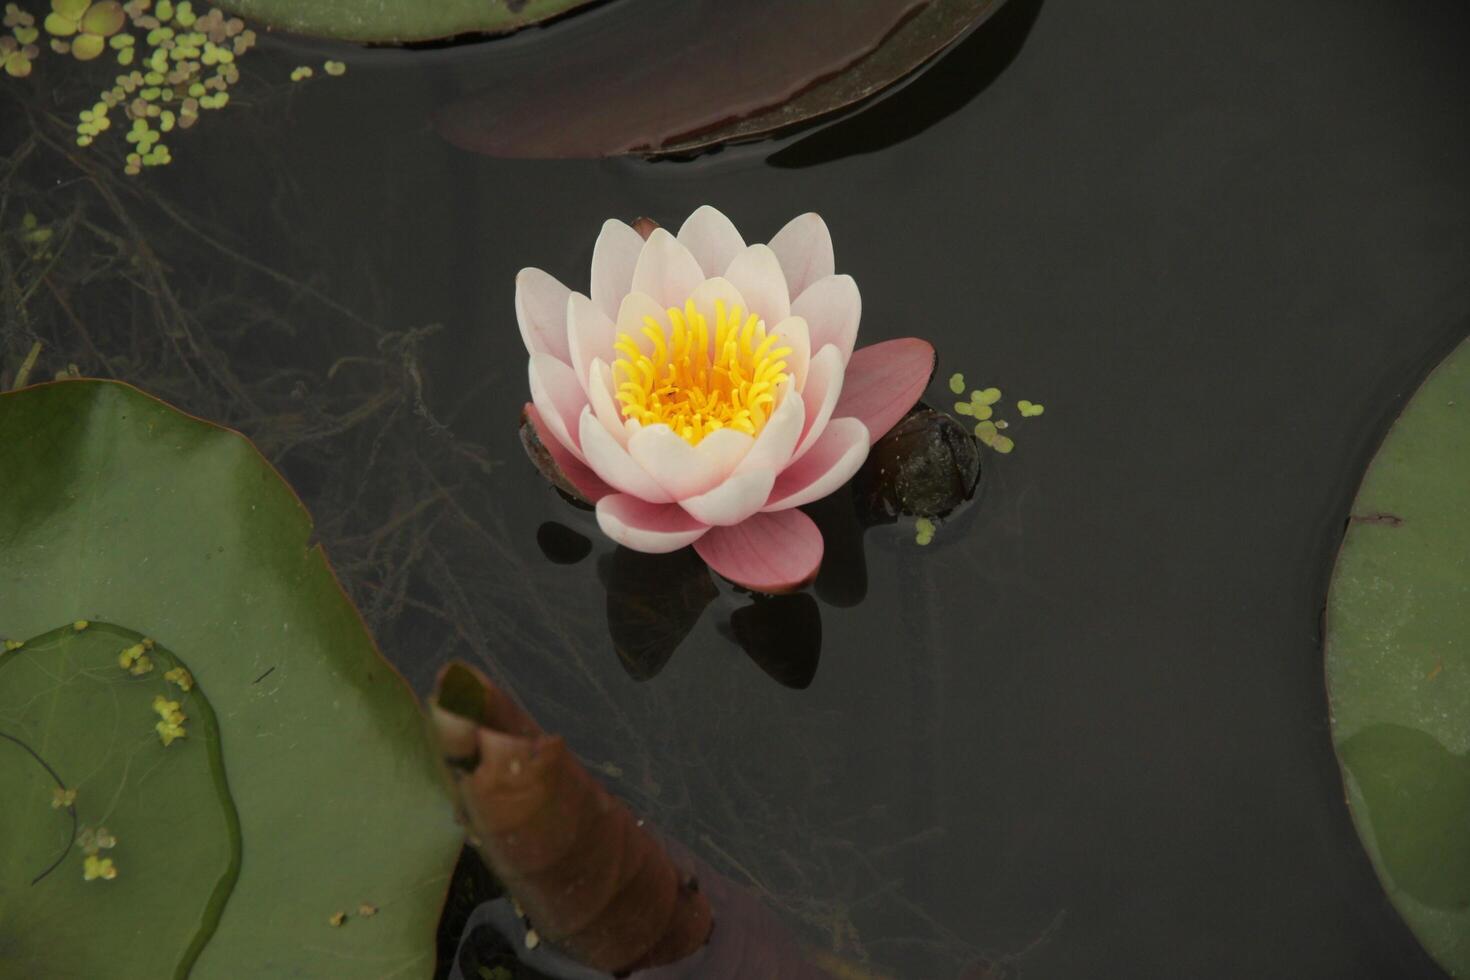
[1325,338,1470,976]
[0,623,238,975]
[211,0,599,43]
[0,380,462,977]
[436,0,1011,160]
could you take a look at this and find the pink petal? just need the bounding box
[566,292,616,390]
[587,358,630,445]
[515,268,572,363]
[734,383,804,477]
[627,424,741,500]
[631,228,705,309]
[832,338,935,445]
[792,344,844,461]
[677,206,746,279]
[694,509,824,594]
[768,213,834,301]
[765,417,869,510]
[528,353,589,462]
[679,467,776,526]
[578,407,674,503]
[723,244,791,326]
[523,402,613,504]
[590,219,645,320]
[596,494,709,554]
[771,314,810,390]
[791,274,860,366]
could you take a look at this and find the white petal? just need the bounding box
[579,408,674,503]
[792,274,861,366]
[566,292,616,390]
[615,291,671,357]
[515,268,572,363]
[734,382,804,477]
[768,213,835,300]
[792,344,844,461]
[772,314,811,390]
[587,358,631,446]
[680,467,777,527]
[631,228,705,309]
[528,353,588,462]
[723,244,791,327]
[765,417,869,511]
[686,276,746,320]
[692,426,754,480]
[627,425,731,500]
[596,494,709,554]
[590,219,645,320]
[677,206,747,279]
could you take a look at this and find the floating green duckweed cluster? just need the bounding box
[914,516,936,546]
[78,823,119,880]
[2,4,40,76]
[945,371,1044,455]
[4,0,348,173]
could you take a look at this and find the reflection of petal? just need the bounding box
[536,522,593,565]
[804,490,869,608]
[598,547,718,682]
[694,509,822,594]
[727,593,821,689]
[832,338,935,444]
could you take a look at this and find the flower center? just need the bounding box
[613,298,791,446]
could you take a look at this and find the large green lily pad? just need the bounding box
[1326,338,1470,976]
[0,380,462,978]
[211,0,597,43]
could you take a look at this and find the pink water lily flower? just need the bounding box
[520,206,934,593]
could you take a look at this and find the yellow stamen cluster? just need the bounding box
[613,298,791,446]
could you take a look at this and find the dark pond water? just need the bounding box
[4,0,1468,976]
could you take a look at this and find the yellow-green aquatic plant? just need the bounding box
[5,0,346,174]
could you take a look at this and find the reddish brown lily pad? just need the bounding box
[435,0,1009,159]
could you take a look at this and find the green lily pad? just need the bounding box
[1326,338,1470,976]
[0,622,239,977]
[0,380,462,978]
[210,0,597,43]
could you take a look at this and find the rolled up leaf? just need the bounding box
[430,664,712,973]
